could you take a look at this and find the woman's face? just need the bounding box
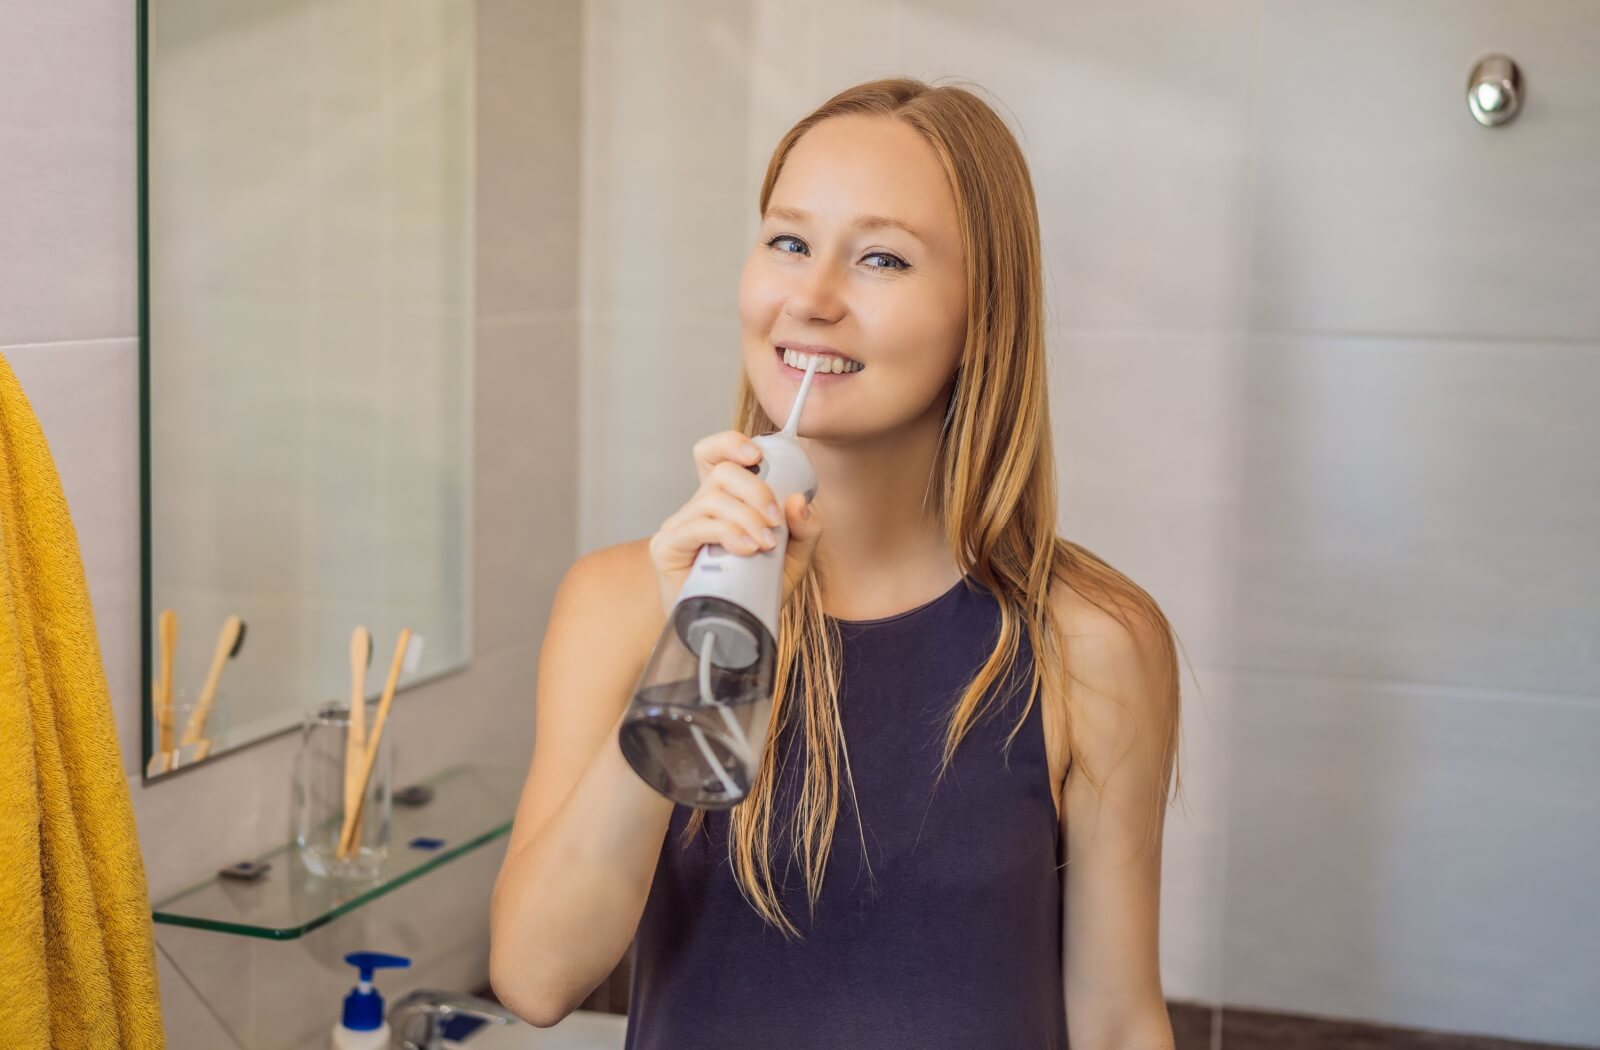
[739,114,967,440]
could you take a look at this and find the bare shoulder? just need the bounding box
[1047,567,1179,790]
[560,537,659,611]
[536,536,666,729]
[551,537,661,644]
[1048,574,1169,685]
[562,536,654,591]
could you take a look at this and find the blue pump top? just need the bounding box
[341,951,411,1031]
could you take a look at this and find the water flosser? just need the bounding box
[618,359,823,808]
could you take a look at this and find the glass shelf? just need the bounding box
[151,763,523,941]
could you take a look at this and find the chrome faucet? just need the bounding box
[388,989,519,1050]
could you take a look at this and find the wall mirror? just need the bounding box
[139,0,475,778]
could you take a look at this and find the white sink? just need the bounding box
[444,1009,628,1050]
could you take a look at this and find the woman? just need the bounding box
[490,77,1184,1049]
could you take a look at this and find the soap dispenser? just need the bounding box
[333,951,411,1049]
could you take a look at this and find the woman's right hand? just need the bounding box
[648,430,823,616]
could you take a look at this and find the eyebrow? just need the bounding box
[763,205,928,246]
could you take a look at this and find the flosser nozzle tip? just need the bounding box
[782,357,822,436]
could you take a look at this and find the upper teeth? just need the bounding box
[783,348,863,373]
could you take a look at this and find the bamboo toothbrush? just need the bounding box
[343,627,406,856]
[343,626,372,861]
[152,609,177,773]
[337,627,411,860]
[180,615,246,761]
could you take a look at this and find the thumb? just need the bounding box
[784,493,821,556]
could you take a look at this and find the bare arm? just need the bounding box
[488,540,674,1027]
[489,430,822,1027]
[1057,590,1180,1050]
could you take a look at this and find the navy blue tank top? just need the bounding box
[624,574,1068,1048]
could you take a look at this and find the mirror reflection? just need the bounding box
[142,0,474,775]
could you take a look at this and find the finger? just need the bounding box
[692,431,762,482]
[664,515,763,558]
[704,461,782,526]
[785,491,817,527]
[691,489,777,550]
[784,492,821,550]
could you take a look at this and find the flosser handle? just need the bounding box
[749,432,816,523]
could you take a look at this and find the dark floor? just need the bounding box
[1169,1000,1214,1049]
[1175,1001,1593,1050]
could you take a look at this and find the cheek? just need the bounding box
[737,262,783,405]
[737,260,784,334]
[861,283,966,376]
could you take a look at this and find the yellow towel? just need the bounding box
[0,352,165,1049]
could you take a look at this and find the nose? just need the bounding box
[782,260,846,325]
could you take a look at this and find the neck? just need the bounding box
[799,392,961,617]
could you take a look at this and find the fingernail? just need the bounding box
[741,442,760,459]
[765,502,782,525]
[761,528,776,546]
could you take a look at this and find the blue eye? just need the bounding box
[765,234,807,254]
[763,235,911,272]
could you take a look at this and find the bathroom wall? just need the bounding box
[577,1,1599,1046]
[5,0,1595,1046]
[1219,5,1598,1044]
[1,1,579,1047]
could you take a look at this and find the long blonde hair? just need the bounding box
[689,77,1186,937]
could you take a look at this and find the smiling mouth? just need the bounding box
[775,347,864,374]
